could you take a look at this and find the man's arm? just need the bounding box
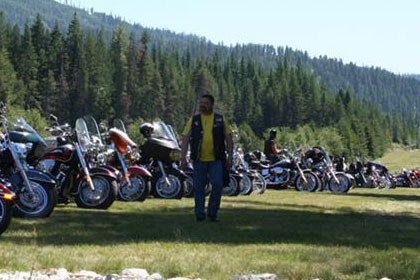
[180,134,189,170]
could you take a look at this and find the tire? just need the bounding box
[222,174,240,196]
[0,199,13,236]
[183,175,194,198]
[252,173,266,194]
[239,172,253,195]
[327,173,351,193]
[295,171,318,192]
[14,181,57,218]
[151,170,184,199]
[118,175,150,202]
[75,176,118,209]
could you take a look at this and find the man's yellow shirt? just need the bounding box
[182,113,231,162]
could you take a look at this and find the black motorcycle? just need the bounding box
[0,106,57,218]
[245,149,319,192]
[138,121,185,199]
[304,147,351,193]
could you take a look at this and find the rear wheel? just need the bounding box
[0,199,13,236]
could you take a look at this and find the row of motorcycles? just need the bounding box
[240,146,398,193]
[0,105,267,236]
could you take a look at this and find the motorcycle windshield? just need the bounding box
[75,118,91,153]
[112,118,127,133]
[83,115,103,146]
[151,121,178,144]
[12,117,47,146]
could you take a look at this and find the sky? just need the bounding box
[63,0,419,74]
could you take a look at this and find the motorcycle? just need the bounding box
[138,121,185,199]
[246,149,319,192]
[33,117,118,209]
[233,148,266,195]
[0,182,16,236]
[348,160,370,188]
[394,168,420,188]
[0,105,57,218]
[304,147,351,193]
[103,118,152,201]
[366,161,394,189]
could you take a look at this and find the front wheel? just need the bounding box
[151,170,184,199]
[118,175,150,202]
[252,173,266,194]
[327,173,351,193]
[14,181,57,218]
[75,176,118,209]
[239,172,253,195]
[183,175,194,198]
[223,174,240,196]
[295,171,319,192]
[0,199,13,236]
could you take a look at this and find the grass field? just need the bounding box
[377,148,420,173]
[1,188,420,280]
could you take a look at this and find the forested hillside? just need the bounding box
[1,0,419,123]
[1,12,418,160]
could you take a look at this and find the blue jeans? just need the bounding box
[193,160,224,219]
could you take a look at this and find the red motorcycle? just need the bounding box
[395,169,420,188]
[104,119,152,201]
[0,182,16,236]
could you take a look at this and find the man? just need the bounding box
[264,129,281,162]
[181,94,233,222]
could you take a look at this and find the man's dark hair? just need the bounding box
[201,94,215,104]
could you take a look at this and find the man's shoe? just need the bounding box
[196,216,206,222]
[208,216,220,222]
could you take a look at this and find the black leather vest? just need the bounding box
[189,113,226,161]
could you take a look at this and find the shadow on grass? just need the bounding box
[346,192,420,202]
[6,202,420,250]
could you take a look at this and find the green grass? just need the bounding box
[377,148,420,173]
[1,189,420,280]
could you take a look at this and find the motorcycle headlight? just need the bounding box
[169,150,182,161]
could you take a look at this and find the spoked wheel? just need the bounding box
[152,171,183,199]
[252,173,266,194]
[75,176,118,209]
[118,175,150,202]
[222,174,240,196]
[183,175,194,198]
[327,173,351,193]
[239,172,253,195]
[295,171,319,192]
[14,181,56,218]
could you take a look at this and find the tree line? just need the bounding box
[0,13,418,159]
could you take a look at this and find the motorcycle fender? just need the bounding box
[168,167,188,180]
[89,166,118,180]
[128,166,152,178]
[26,169,56,187]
